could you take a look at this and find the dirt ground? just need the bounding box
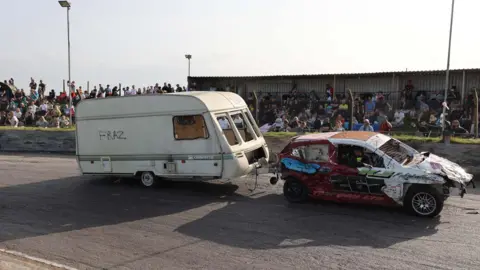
[1,154,480,270]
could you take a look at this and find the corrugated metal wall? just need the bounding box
[191,70,480,107]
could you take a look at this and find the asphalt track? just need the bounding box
[0,153,480,270]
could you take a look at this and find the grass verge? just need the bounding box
[0,127,478,144]
[0,126,76,131]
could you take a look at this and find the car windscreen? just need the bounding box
[378,139,418,164]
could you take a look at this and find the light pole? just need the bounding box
[185,54,192,91]
[441,0,455,133]
[59,0,73,125]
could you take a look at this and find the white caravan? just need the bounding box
[75,91,269,187]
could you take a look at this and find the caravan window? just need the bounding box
[216,115,240,146]
[230,112,255,142]
[173,115,209,140]
[244,109,262,137]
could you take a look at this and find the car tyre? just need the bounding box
[140,171,157,188]
[404,185,444,218]
[283,178,309,203]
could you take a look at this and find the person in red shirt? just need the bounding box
[379,117,393,133]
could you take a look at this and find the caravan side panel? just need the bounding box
[76,113,222,177]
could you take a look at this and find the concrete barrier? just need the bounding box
[0,130,76,153]
[0,131,478,177]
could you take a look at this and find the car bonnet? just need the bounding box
[418,153,473,184]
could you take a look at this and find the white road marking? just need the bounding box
[0,248,77,270]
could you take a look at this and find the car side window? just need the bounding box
[291,147,305,159]
[304,144,329,162]
[291,145,329,162]
[364,150,385,168]
[337,144,385,168]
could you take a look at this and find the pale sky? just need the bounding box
[1,0,479,92]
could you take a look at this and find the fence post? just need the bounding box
[63,79,66,92]
[253,90,259,124]
[347,88,354,130]
[119,83,122,96]
[474,88,478,138]
[87,81,90,92]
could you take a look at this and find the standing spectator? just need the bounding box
[89,87,97,99]
[167,83,173,93]
[29,78,37,91]
[364,96,375,117]
[403,80,414,101]
[176,84,182,92]
[162,83,169,92]
[38,80,46,99]
[105,85,112,96]
[129,87,137,95]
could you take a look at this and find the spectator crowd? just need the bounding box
[255,81,479,138]
[0,78,188,128]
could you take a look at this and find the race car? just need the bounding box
[269,131,474,217]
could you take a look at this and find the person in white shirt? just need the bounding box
[129,88,137,95]
[218,117,230,129]
[14,108,22,119]
[272,117,284,131]
[393,110,405,127]
[233,115,244,128]
[8,113,18,127]
[27,102,37,115]
[40,102,48,115]
[358,119,374,131]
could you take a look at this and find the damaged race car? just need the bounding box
[269,131,474,217]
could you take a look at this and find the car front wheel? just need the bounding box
[404,185,444,217]
[283,178,309,203]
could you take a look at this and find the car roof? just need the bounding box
[294,131,392,149]
[294,131,378,142]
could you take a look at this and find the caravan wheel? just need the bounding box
[140,172,156,187]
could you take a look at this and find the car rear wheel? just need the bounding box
[404,185,444,217]
[283,178,309,203]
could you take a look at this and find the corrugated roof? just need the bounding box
[189,68,480,80]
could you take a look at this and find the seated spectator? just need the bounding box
[38,101,48,116]
[393,109,405,127]
[359,119,374,131]
[379,117,393,133]
[36,116,49,128]
[14,107,22,120]
[313,116,322,131]
[51,117,60,128]
[24,110,35,126]
[47,89,55,100]
[7,111,19,127]
[271,116,285,132]
[333,120,345,131]
[417,121,430,137]
[451,120,468,135]
[60,115,70,128]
